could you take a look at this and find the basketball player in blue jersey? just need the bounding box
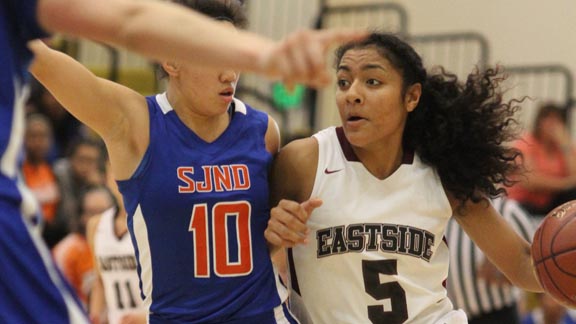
[3,0,364,322]
[265,33,544,323]
[27,0,333,322]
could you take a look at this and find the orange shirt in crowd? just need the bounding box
[508,133,568,210]
[53,233,95,305]
[22,160,60,223]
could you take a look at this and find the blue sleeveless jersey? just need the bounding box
[0,2,88,323]
[1,0,46,206]
[118,94,288,323]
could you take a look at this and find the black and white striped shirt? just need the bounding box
[446,197,535,318]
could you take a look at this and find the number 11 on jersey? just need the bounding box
[189,201,253,278]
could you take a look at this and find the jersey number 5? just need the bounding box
[189,201,253,277]
[362,259,408,323]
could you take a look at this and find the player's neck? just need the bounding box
[166,90,230,143]
[352,139,404,180]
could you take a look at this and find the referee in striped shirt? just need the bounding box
[447,197,536,324]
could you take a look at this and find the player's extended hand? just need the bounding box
[258,29,367,89]
[265,198,323,248]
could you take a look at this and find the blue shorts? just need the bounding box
[0,201,88,324]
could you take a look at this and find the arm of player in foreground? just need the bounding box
[37,0,366,88]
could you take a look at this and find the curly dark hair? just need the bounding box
[335,33,523,206]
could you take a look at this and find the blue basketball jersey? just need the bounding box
[0,1,88,323]
[1,0,46,206]
[118,94,290,323]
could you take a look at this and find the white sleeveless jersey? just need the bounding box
[289,127,457,324]
[94,209,143,324]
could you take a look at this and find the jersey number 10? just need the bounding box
[189,201,253,277]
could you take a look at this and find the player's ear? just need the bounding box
[161,61,179,76]
[404,83,421,113]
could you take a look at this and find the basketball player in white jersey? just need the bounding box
[265,33,543,324]
[86,172,145,324]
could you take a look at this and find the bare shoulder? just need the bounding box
[271,137,318,203]
[265,115,281,155]
[279,137,318,169]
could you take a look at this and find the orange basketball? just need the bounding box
[531,200,576,308]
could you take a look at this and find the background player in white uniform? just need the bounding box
[265,32,543,324]
[86,173,145,324]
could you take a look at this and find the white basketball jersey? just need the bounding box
[289,127,456,324]
[94,209,143,324]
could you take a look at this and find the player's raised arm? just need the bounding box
[28,40,149,179]
[28,41,146,141]
[37,0,366,88]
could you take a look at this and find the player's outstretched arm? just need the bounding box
[453,196,543,292]
[37,0,366,88]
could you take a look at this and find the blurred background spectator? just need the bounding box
[53,138,106,238]
[22,113,62,247]
[508,103,576,217]
[53,185,116,307]
[26,79,84,161]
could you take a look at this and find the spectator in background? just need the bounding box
[508,103,576,217]
[446,197,535,324]
[54,138,105,236]
[27,79,83,160]
[53,185,116,307]
[22,113,62,247]
[522,293,576,324]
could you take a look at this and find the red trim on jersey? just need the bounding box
[335,127,415,164]
[402,148,415,165]
[336,127,359,161]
